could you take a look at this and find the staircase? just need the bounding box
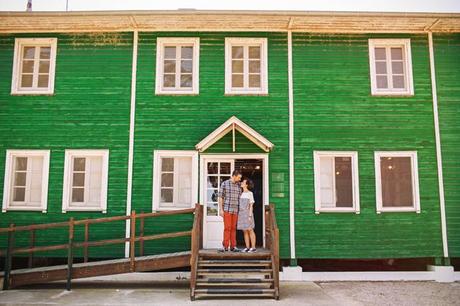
[192,249,278,300]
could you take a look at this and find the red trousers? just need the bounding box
[223,212,238,249]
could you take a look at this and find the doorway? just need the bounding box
[200,154,268,249]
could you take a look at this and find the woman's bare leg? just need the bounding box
[249,229,256,249]
[244,230,250,249]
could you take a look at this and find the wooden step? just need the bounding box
[194,288,276,297]
[199,249,271,260]
[197,268,272,276]
[198,260,271,267]
[197,277,274,287]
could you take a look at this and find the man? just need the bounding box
[218,170,242,252]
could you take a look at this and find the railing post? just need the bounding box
[3,224,15,290]
[139,215,145,256]
[66,218,74,291]
[28,229,35,268]
[84,223,89,263]
[129,211,136,272]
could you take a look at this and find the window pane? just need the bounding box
[320,157,334,207]
[391,47,403,60]
[40,47,51,59]
[161,158,174,171]
[220,163,231,174]
[391,61,404,74]
[21,74,33,88]
[163,60,175,73]
[180,74,192,88]
[181,46,193,59]
[161,189,173,203]
[161,173,174,187]
[375,62,387,74]
[392,75,405,89]
[164,47,176,59]
[376,75,388,89]
[15,157,28,171]
[207,202,218,216]
[89,187,101,204]
[14,172,27,186]
[37,75,49,88]
[232,46,244,59]
[39,61,50,73]
[232,60,243,73]
[374,47,386,60]
[249,74,261,88]
[181,60,192,73]
[74,158,86,171]
[207,162,218,174]
[220,176,230,185]
[23,46,35,59]
[163,74,175,88]
[73,173,85,187]
[249,60,260,73]
[380,157,413,207]
[335,157,353,207]
[13,187,26,202]
[207,176,218,188]
[22,60,34,73]
[232,74,244,88]
[72,188,84,202]
[249,46,260,59]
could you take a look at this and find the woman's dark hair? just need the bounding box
[243,178,254,190]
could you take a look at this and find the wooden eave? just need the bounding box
[195,116,274,153]
[0,10,460,33]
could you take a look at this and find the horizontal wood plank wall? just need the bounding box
[434,33,460,258]
[133,32,291,258]
[292,34,443,259]
[0,32,133,257]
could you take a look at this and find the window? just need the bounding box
[313,151,360,213]
[225,37,268,95]
[368,39,413,96]
[2,150,50,212]
[375,151,420,213]
[155,38,200,95]
[62,150,109,213]
[153,151,198,211]
[11,38,57,95]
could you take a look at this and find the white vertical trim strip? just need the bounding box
[287,30,295,260]
[125,30,138,258]
[428,32,449,258]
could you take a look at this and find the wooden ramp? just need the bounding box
[1,251,190,288]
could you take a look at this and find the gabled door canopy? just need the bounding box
[195,116,274,153]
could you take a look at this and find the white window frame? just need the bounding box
[152,150,198,212]
[11,38,58,95]
[62,149,109,213]
[225,37,268,95]
[2,150,50,213]
[313,151,360,214]
[375,151,420,213]
[368,39,414,96]
[155,37,200,95]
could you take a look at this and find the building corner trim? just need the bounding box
[288,30,296,260]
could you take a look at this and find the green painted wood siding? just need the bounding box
[293,34,443,259]
[434,33,460,258]
[0,33,133,257]
[132,32,291,258]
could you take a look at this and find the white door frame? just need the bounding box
[200,153,269,249]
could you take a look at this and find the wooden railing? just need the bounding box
[265,203,280,300]
[189,203,203,300]
[0,206,199,290]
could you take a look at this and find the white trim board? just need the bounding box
[281,271,440,282]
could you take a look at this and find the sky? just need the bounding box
[1,0,460,13]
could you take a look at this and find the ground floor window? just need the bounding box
[313,151,360,213]
[153,150,198,211]
[374,151,420,213]
[2,150,50,212]
[62,150,109,213]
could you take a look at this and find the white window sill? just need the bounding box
[371,91,414,97]
[63,207,106,213]
[155,90,199,96]
[225,90,268,96]
[154,206,194,212]
[11,90,54,96]
[377,208,420,213]
[3,207,46,213]
[315,208,360,214]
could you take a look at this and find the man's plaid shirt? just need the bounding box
[218,179,242,214]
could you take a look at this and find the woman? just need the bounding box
[237,178,256,252]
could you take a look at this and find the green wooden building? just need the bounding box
[0,11,459,276]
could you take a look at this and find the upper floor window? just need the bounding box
[225,37,268,95]
[155,38,200,95]
[313,151,360,213]
[11,38,57,95]
[62,150,109,213]
[375,151,420,213]
[2,150,50,212]
[368,39,413,96]
[152,150,198,211]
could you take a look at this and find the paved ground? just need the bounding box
[0,274,459,305]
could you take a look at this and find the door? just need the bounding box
[203,159,234,248]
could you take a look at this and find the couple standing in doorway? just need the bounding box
[218,170,257,253]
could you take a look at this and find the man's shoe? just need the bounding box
[230,247,241,252]
[218,248,228,253]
